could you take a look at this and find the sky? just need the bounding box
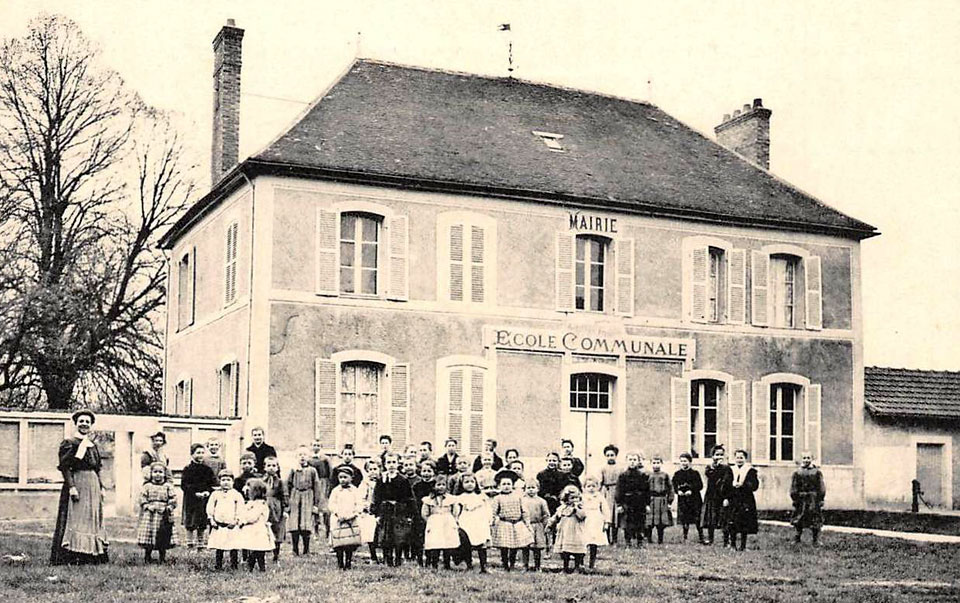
[3,0,959,370]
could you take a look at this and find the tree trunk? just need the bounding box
[38,364,79,410]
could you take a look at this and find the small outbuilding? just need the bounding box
[864,367,960,510]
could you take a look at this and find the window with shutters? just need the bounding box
[438,212,496,306]
[690,380,721,458]
[340,213,381,296]
[177,249,196,331]
[753,245,821,330]
[224,221,239,306]
[569,373,613,412]
[317,203,408,301]
[174,378,193,415]
[769,383,798,462]
[683,237,744,325]
[439,360,490,456]
[575,235,608,312]
[217,362,239,417]
[340,362,382,453]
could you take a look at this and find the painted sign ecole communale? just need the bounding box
[484,326,695,361]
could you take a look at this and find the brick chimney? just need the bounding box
[211,19,244,185]
[714,98,772,170]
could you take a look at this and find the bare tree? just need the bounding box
[0,15,196,411]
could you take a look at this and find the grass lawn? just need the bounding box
[1,519,958,603]
[760,509,960,536]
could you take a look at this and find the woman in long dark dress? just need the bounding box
[700,444,733,546]
[51,409,109,565]
[726,449,760,551]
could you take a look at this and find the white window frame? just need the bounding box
[436,212,498,307]
[769,382,798,462]
[569,372,614,413]
[339,212,382,297]
[755,244,822,331]
[770,254,800,328]
[753,372,820,466]
[435,355,495,457]
[574,234,611,313]
[690,379,722,460]
[174,377,193,415]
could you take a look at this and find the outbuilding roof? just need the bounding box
[865,367,960,420]
[161,60,877,248]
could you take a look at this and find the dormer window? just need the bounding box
[532,131,565,152]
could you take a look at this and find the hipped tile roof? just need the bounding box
[865,367,960,419]
[161,60,877,248]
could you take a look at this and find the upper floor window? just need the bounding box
[576,236,606,312]
[438,213,496,306]
[557,232,634,316]
[751,247,822,330]
[224,222,239,306]
[690,379,721,458]
[570,373,612,412]
[316,204,408,301]
[770,254,800,328]
[177,248,196,330]
[339,213,380,295]
[683,238,746,325]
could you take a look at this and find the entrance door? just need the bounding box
[567,372,616,477]
[916,443,944,507]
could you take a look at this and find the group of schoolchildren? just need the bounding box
[134,427,827,574]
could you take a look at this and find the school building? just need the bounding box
[864,367,960,510]
[158,21,878,509]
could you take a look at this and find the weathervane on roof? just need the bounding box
[498,23,514,76]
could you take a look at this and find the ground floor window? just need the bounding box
[770,383,798,461]
[570,373,612,411]
[690,379,721,458]
[340,361,381,452]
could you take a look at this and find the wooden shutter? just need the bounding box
[728,249,747,324]
[751,251,770,326]
[390,363,410,449]
[186,378,194,415]
[470,225,485,303]
[615,238,635,317]
[690,246,708,323]
[805,384,822,463]
[727,380,747,451]
[751,381,770,463]
[449,224,464,302]
[469,369,485,456]
[231,361,240,416]
[671,377,691,460]
[184,246,197,327]
[556,233,575,312]
[224,222,238,305]
[805,256,823,330]
[387,215,409,301]
[315,359,338,449]
[448,368,464,447]
[316,208,339,296]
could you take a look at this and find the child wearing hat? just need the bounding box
[141,431,172,483]
[328,465,364,569]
